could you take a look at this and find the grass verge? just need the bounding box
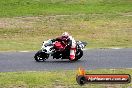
[0,69,132,88]
[0,14,132,51]
[0,0,132,51]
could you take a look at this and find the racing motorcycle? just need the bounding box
[34,39,87,62]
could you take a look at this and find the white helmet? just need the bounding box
[62,32,69,37]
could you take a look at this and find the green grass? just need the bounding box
[0,0,132,51]
[0,0,132,17]
[0,69,132,88]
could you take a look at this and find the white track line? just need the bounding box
[82,48,88,50]
[19,51,30,52]
[110,47,122,49]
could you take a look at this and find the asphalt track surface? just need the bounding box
[0,48,132,72]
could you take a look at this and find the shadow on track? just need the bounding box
[33,59,85,63]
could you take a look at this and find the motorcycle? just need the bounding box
[34,39,87,62]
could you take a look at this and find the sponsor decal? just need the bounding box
[76,67,131,85]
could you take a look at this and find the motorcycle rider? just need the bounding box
[51,32,76,60]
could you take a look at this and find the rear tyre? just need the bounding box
[34,50,49,62]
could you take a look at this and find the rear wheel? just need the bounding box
[34,50,49,62]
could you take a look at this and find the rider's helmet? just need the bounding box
[62,32,69,38]
[61,32,70,41]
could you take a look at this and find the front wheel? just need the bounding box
[34,50,49,62]
[76,49,83,59]
[70,49,83,61]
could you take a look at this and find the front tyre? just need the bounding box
[70,49,83,61]
[76,49,83,59]
[34,50,49,62]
